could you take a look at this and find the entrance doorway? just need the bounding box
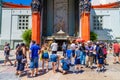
[42,0,79,37]
[56,40,68,51]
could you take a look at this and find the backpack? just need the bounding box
[16,50,23,62]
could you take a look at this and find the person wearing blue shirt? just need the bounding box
[66,46,72,65]
[75,47,82,73]
[29,41,40,77]
[66,49,72,59]
[59,56,70,74]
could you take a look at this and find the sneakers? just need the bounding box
[116,62,120,64]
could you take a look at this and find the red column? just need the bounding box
[32,12,41,44]
[81,12,90,41]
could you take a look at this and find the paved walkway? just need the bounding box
[0,51,120,80]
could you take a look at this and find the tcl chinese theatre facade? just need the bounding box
[31,0,91,44]
[2,0,120,48]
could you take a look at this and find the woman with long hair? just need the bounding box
[41,46,49,73]
[16,43,27,77]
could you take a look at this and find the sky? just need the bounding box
[3,0,32,5]
[2,0,120,6]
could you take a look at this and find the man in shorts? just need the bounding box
[29,41,40,77]
[112,41,120,64]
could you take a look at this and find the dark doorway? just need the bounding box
[56,40,68,51]
[42,0,79,37]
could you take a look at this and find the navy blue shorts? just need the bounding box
[98,58,104,64]
[75,58,80,65]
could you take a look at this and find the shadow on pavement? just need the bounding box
[0,59,16,64]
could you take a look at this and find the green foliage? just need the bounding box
[90,31,97,41]
[22,29,32,47]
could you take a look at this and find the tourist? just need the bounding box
[29,41,41,77]
[59,56,70,74]
[16,43,27,77]
[85,41,94,69]
[70,41,76,65]
[14,43,20,67]
[96,42,105,72]
[70,40,76,57]
[112,41,120,64]
[74,46,82,73]
[62,42,67,57]
[50,52,58,73]
[4,43,13,66]
[51,40,58,54]
[41,46,49,73]
[103,44,108,65]
[66,45,72,64]
[93,42,97,64]
[79,43,86,65]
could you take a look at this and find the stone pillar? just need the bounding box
[31,0,42,44]
[79,0,91,41]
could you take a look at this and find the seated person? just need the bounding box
[59,56,70,74]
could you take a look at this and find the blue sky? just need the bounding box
[3,0,32,5]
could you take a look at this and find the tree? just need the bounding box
[90,31,97,41]
[22,29,32,47]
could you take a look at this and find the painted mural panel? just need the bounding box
[54,0,68,33]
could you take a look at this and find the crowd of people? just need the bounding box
[3,40,120,78]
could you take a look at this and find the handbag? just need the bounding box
[21,55,27,63]
[21,58,27,63]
